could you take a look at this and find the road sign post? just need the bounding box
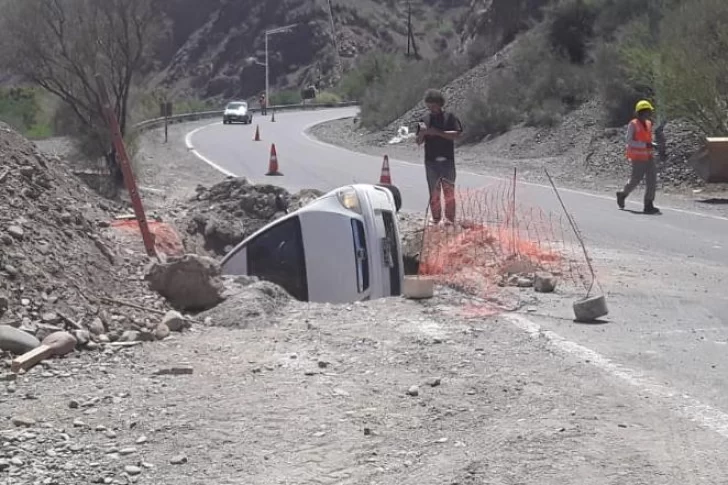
[95,74,157,258]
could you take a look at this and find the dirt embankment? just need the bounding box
[0,123,172,348]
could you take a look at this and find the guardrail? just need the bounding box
[131,100,360,133]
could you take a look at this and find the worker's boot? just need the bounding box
[616,191,626,210]
[643,200,661,215]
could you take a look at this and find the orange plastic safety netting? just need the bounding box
[417,176,594,310]
[110,219,185,257]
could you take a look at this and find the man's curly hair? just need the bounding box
[424,89,445,107]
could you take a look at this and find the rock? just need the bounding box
[73,329,91,347]
[68,399,80,409]
[124,465,142,475]
[6,225,24,240]
[534,272,557,293]
[516,276,534,288]
[89,317,105,335]
[154,323,171,340]
[41,331,77,356]
[406,385,420,397]
[153,366,194,376]
[138,330,156,342]
[118,331,140,343]
[136,435,148,444]
[162,310,191,332]
[11,416,36,427]
[0,324,41,354]
[426,377,442,387]
[0,294,8,316]
[170,454,188,465]
[119,447,137,455]
[0,459,8,471]
[145,254,225,311]
[41,312,60,324]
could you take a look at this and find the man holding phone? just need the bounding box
[416,89,463,225]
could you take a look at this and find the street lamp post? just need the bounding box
[264,24,298,108]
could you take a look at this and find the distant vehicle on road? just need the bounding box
[221,184,404,304]
[223,101,253,124]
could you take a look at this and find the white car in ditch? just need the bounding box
[221,184,404,304]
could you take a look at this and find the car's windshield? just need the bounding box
[227,102,246,109]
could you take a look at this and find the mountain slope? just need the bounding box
[156,0,469,100]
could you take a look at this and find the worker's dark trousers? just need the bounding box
[261,106,267,116]
[425,160,456,223]
[622,158,657,202]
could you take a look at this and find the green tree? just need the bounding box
[0,0,160,154]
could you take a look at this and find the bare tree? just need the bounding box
[0,0,159,152]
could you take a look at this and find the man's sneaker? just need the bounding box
[429,218,441,226]
[616,191,626,209]
[643,201,661,215]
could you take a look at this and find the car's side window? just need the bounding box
[246,216,308,301]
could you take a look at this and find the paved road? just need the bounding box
[188,108,728,437]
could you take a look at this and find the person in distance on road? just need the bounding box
[259,92,267,116]
[416,89,463,225]
[617,100,660,215]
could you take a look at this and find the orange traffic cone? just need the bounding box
[271,110,276,122]
[253,124,261,141]
[266,143,283,176]
[379,155,392,184]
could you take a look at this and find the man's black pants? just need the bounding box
[425,159,456,223]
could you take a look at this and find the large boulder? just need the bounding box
[0,325,41,355]
[145,254,225,312]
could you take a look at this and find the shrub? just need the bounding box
[337,52,398,101]
[315,91,342,104]
[270,90,301,105]
[593,40,651,127]
[545,0,598,64]
[0,86,52,138]
[656,0,728,135]
[461,70,521,142]
[461,91,519,143]
[357,54,467,129]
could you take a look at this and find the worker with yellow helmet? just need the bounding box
[616,100,660,214]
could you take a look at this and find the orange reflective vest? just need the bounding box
[626,119,653,162]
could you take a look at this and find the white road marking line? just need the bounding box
[185,122,238,178]
[301,118,728,222]
[505,314,728,439]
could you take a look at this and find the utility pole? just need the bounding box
[648,0,667,159]
[264,24,298,109]
[327,0,342,81]
[407,0,412,57]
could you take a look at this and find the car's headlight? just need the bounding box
[337,187,361,213]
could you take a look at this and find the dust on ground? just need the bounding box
[3,292,727,484]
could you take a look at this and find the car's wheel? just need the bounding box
[376,184,402,212]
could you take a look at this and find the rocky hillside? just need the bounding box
[155,0,470,100]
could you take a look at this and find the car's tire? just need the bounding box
[376,184,402,212]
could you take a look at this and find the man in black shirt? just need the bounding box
[416,89,463,225]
